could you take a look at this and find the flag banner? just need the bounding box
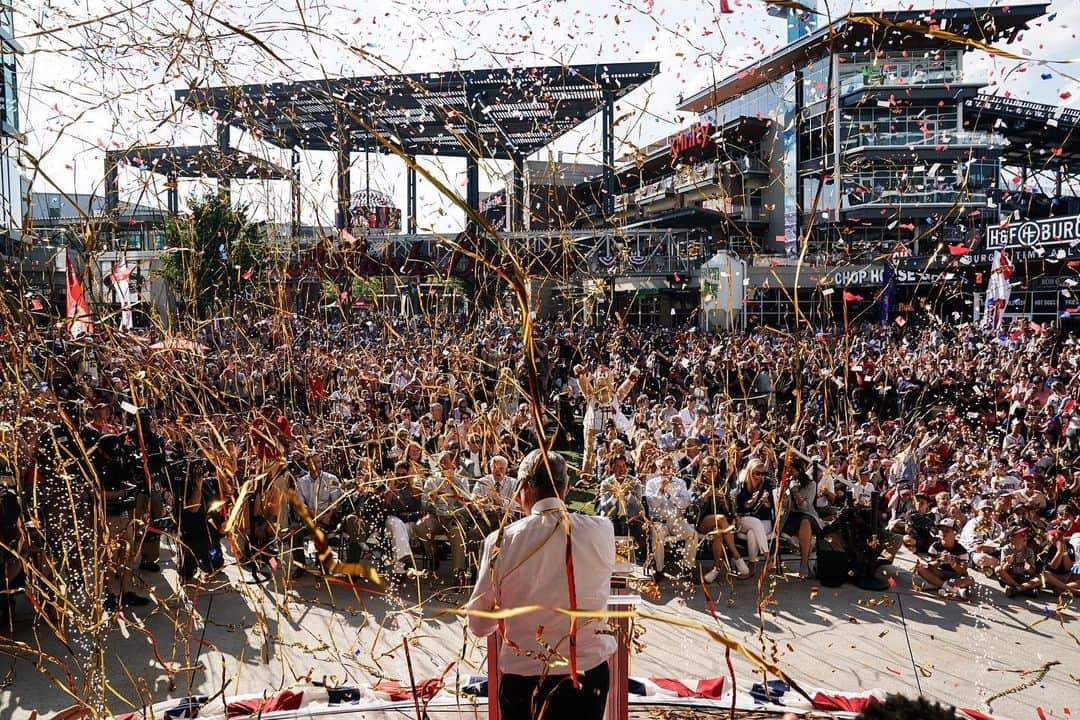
[66,250,94,338]
[109,258,134,330]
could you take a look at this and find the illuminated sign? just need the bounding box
[986,214,1080,249]
[669,122,715,159]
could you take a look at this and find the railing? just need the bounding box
[330,229,708,278]
[727,203,768,222]
[839,68,978,93]
[841,129,1007,152]
[579,229,710,277]
[633,176,675,204]
[674,162,720,192]
[842,188,988,208]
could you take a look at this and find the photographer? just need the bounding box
[1,481,22,627]
[168,455,225,584]
[94,432,150,610]
[122,409,170,575]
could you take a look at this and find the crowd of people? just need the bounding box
[3,307,1080,627]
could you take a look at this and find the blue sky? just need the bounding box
[15,0,1080,230]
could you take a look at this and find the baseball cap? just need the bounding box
[938,518,957,530]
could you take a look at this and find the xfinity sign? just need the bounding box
[986,214,1080,249]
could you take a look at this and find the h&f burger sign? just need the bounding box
[986,214,1080,249]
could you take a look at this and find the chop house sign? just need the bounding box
[986,214,1080,249]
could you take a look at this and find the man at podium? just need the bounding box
[467,449,616,720]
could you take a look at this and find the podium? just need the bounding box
[485,572,640,720]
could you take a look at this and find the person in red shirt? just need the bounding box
[83,402,120,441]
[307,369,326,415]
[249,403,293,463]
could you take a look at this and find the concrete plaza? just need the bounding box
[2,549,1078,719]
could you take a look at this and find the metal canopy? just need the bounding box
[965,95,1080,165]
[107,145,290,180]
[175,63,660,159]
[677,3,1050,114]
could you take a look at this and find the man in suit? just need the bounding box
[467,449,615,720]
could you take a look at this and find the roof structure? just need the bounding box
[677,3,1049,114]
[964,95,1080,166]
[106,145,290,180]
[175,63,660,159]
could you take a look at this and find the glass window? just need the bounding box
[840,161,991,207]
[703,81,786,125]
[150,231,166,250]
[0,53,16,131]
[801,58,831,105]
[838,104,960,150]
[120,231,142,250]
[838,49,961,92]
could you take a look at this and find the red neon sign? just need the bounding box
[669,122,715,158]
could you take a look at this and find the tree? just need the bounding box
[157,192,268,319]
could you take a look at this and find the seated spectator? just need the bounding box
[657,417,686,452]
[472,455,516,532]
[902,492,936,554]
[1040,525,1080,595]
[380,461,427,577]
[996,525,1041,598]
[850,471,875,509]
[295,453,345,531]
[690,456,750,581]
[888,487,915,533]
[418,450,483,583]
[293,453,348,578]
[784,458,825,578]
[959,499,1003,571]
[915,518,974,599]
[1015,475,1049,515]
[930,491,952,525]
[1055,504,1080,555]
[734,458,773,564]
[644,456,698,581]
[597,455,647,564]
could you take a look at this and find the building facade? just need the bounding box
[0,6,21,235]
[595,3,1079,329]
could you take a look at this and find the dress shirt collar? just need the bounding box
[530,496,566,515]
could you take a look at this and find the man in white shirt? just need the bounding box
[850,473,875,508]
[460,432,487,481]
[467,449,614,720]
[295,454,343,528]
[472,455,516,518]
[418,451,481,582]
[644,456,699,581]
[960,500,1004,569]
[677,396,699,429]
[328,386,353,420]
[293,454,346,579]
